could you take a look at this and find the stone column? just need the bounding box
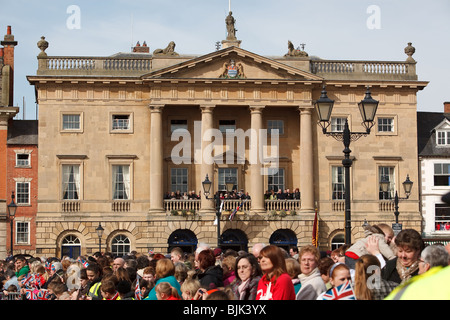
[149,104,164,213]
[200,105,215,213]
[299,107,315,212]
[249,106,265,213]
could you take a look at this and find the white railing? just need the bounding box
[310,60,416,80]
[164,199,201,212]
[39,56,153,75]
[265,199,301,212]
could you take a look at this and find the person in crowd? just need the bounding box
[195,249,224,290]
[170,247,185,264]
[345,225,396,269]
[86,262,103,300]
[221,255,236,287]
[47,280,71,300]
[112,257,125,272]
[181,278,201,300]
[330,245,349,264]
[381,229,425,285]
[251,243,266,258]
[318,257,335,291]
[100,279,120,300]
[155,282,182,300]
[136,255,150,278]
[296,245,327,300]
[117,280,135,300]
[2,268,19,291]
[316,263,352,300]
[42,261,64,289]
[174,261,188,285]
[71,268,90,300]
[289,246,299,260]
[353,254,398,300]
[377,223,396,249]
[142,266,156,284]
[418,244,449,275]
[285,258,302,294]
[256,245,295,300]
[231,253,262,300]
[14,255,30,279]
[144,258,182,300]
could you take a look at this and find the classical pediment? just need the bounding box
[141,46,322,82]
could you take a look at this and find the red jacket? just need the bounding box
[256,273,295,300]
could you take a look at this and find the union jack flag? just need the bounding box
[134,275,143,300]
[321,280,356,300]
[24,288,38,300]
[37,289,51,300]
[77,257,89,268]
[229,199,247,221]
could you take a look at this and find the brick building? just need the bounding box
[0,26,20,259]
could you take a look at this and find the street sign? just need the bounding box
[392,223,402,236]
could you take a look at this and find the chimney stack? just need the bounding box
[444,102,450,114]
[1,25,18,106]
[132,41,149,53]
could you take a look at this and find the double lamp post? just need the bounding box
[314,86,379,245]
[315,85,413,243]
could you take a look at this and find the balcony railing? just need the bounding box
[38,56,153,76]
[112,200,130,212]
[164,199,301,214]
[310,60,417,81]
[62,200,80,212]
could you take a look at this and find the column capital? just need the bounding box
[249,105,265,114]
[148,104,164,112]
[199,105,215,113]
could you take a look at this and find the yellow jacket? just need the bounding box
[385,266,450,300]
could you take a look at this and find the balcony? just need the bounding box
[163,199,301,216]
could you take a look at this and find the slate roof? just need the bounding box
[417,111,450,157]
[7,120,38,145]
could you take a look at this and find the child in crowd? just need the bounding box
[100,280,120,300]
[155,282,182,300]
[180,278,201,300]
[317,263,354,300]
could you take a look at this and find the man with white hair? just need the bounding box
[418,244,449,275]
[252,243,266,258]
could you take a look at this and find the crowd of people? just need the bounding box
[163,187,302,202]
[164,189,252,201]
[1,224,450,301]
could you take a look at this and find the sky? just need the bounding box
[1,0,449,119]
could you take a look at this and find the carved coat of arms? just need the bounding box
[220,59,246,79]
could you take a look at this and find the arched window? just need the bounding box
[269,229,297,252]
[331,234,345,251]
[61,235,81,259]
[221,229,248,252]
[111,235,131,257]
[168,229,198,254]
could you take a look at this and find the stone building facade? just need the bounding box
[26,20,428,258]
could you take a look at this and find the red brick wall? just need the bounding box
[7,144,38,253]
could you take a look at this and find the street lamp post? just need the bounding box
[202,174,235,248]
[96,223,104,254]
[315,86,379,245]
[7,191,17,256]
[380,174,413,224]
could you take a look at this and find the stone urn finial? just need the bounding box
[37,36,49,58]
[404,42,415,62]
